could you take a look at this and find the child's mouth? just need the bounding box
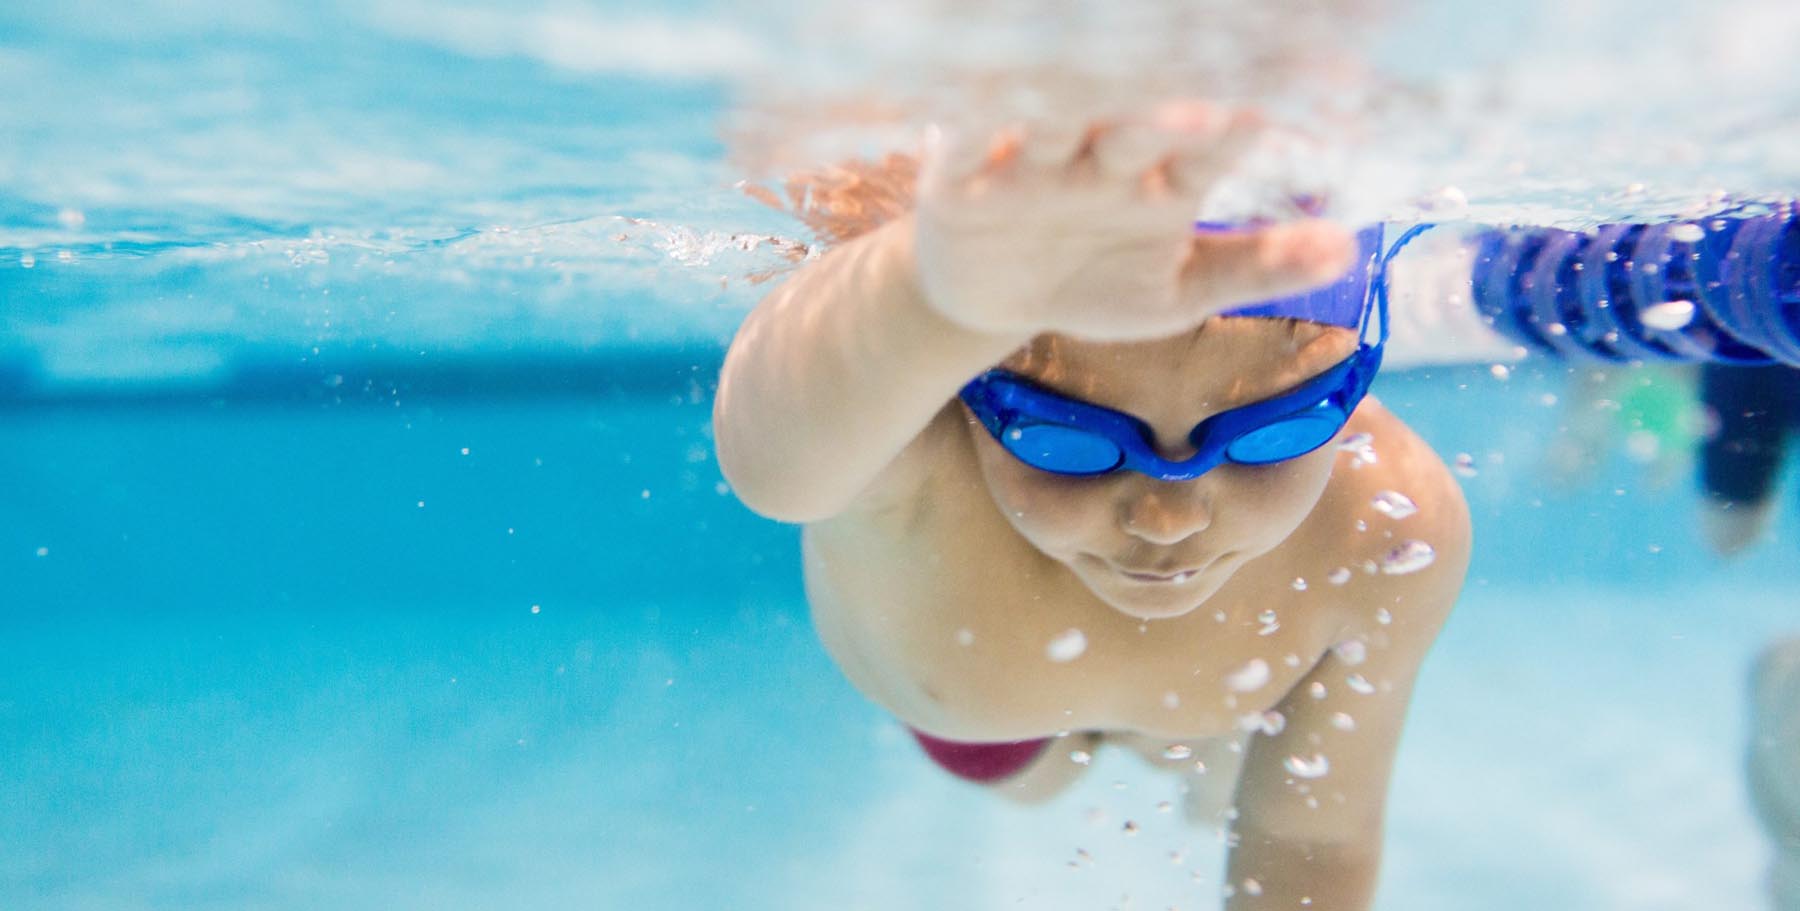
[1115,566,1201,585]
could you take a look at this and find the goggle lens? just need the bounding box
[1003,423,1125,475]
[1222,408,1346,465]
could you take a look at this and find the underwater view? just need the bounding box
[4,1,1800,909]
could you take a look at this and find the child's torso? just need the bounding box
[802,398,1444,743]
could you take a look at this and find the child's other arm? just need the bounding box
[1224,496,1471,910]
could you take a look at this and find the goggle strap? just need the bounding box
[1368,223,1434,348]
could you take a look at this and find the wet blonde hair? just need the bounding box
[741,152,919,272]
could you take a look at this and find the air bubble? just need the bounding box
[1225,658,1271,692]
[1292,576,1308,591]
[1047,628,1088,662]
[1240,710,1286,735]
[1332,640,1368,666]
[1163,744,1194,760]
[1309,681,1328,699]
[955,628,975,647]
[1453,453,1478,477]
[1380,540,1436,575]
[1284,753,1331,779]
[1162,690,1181,709]
[1070,749,1093,766]
[1346,674,1376,695]
[1669,223,1706,243]
[1624,430,1661,463]
[1489,364,1511,381]
[1330,712,1357,731]
[1375,607,1393,625]
[1257,609,1280,635]
[1416,185,1469,213]
[1338,432,1378,467]
[1327,567,1352,585]
[1641,300,1697,331]
[1371,490,1418,519]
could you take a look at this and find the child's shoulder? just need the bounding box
[1311,398,1472,627]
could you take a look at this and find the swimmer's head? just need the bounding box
[964,317,1358,620]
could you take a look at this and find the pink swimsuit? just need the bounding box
[909,728,1053,783]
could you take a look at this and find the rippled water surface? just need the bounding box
[6,0,1800,385]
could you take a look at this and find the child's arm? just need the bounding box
[1225,503,1471,910]
[713,215,1029,522]
[715,113,1356,523]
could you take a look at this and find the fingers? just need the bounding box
[1079,121,1165,183]
[1080,107,1267,199]
[1177,219,1357,314]
[1018,120,1088,169]
[921,122,1051,193]
[924,103,1271,199]
[919,123,1005,190]
[1167,108,1265,196]
[1148,98,1225,132]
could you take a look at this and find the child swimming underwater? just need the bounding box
[713,106,1470,909]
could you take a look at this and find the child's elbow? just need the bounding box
[712,420,840,524]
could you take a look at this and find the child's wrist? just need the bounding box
[873,215,1032,356]
[897,215,1045,346]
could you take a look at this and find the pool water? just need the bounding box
[5,1,1800,909]
[6,365,1795,910]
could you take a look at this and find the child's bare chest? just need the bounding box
[804,494,1351,742]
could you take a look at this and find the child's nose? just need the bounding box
[1118,477,1213,545]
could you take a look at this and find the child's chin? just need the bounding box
[1084,574,1225,621]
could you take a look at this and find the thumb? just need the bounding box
[1177,220,1356,315]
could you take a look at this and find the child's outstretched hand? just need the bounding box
[913,104,1355,342]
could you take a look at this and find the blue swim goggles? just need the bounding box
[957,224,1408,482]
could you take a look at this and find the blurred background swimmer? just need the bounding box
[1695,363,1800,911]
[1539,358,1800,910]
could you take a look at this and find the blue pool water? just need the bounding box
[5,2,1800,909]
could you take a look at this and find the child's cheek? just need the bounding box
[1233,449,1336,524]
[989,464,1110,552]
